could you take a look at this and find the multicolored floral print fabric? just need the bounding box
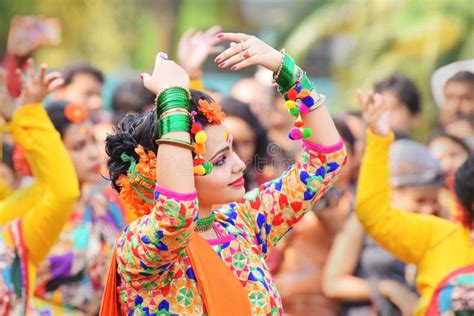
[29,187,125,315]
[116,140,346,315]
[0,221,29,316]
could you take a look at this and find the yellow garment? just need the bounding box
[1,104,79,303]
[0,177,13,201]
[190,78,204,90]
[355,130,474,315]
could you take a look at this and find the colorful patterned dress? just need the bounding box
[116,139,347,315]
[0,104,80,314]
[30,186,125,315]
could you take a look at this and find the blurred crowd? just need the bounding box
[0,17,473,316]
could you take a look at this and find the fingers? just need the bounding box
[181,28,196,41]
[44,71,63,87]
[216,32,251,43]
[140,72,153,91]
[26,58,35,82]
[209,46,225,55]
[205,25,222,37]
[47,77,65,91]
[38,63,47,82]
[214,40,247,63]
[228,55,258,71]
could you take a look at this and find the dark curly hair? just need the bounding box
[454,154,474,227]
[106,89,214,192]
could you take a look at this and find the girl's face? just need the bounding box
[392,186,441,216]
[63,121,101,185]
[429,136,469,175]
[194,124,246,209]
[223,116,256,164]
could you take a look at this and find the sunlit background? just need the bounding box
[1,0,473,138]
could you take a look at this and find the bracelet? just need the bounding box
[159,108,190,121]
[308,94,326,112]
[276,53,297,93]
[159,113,190,137]
[155,86,191,107]
[155,138,194,151]
[272,49,286,84]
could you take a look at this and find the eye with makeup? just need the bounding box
[214,153,227,167]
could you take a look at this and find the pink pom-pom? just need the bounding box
[290,128,302,140]
[299,104,310,115]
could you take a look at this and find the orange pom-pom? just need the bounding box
[64,103,89,123]
[194,143,206,155]
[298,89,310,99]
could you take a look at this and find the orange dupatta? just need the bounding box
[100,233,251,315]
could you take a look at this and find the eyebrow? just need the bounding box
[210,146,230,161]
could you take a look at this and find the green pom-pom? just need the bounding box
[289,107,300,117]
[302,128,312,139]
[203,161,213,174]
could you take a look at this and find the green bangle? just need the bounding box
[159,113,190,137]
[276,53,297,92]
[156,87,190,105]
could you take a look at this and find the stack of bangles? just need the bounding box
[155,87,213,176]
[272,49,327,140]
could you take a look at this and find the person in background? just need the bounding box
[230,77,274,128]
[428,132,470,221]
[373,74,421,136]
[28,100,125,315]
[273,118,357,316]
[51,63,104,120]
[0,60,80,314]
[324,136,444,316]
[440,71,474,125]
[221,97,270,190]
[355,90,474,315]
[111,79,155,124]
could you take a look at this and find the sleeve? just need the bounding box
[355,129,454,265]
[0,183,44,225]
[0,177,13,201]
[237,138,347,255]
[5,104,80,266]
[116,184,198,285]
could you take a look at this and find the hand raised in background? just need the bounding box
[177,25,224,80]
[357,89,391,137]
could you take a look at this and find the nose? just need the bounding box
[231,151,246,174]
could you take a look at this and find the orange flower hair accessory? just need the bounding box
[198,99,225,124]
[64,103,89,123]
[116,145,156,217]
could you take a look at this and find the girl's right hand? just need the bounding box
[0,58,63,121]
[357,89,391,137]
[141,52,190,95]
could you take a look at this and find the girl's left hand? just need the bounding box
[214,32,283,72]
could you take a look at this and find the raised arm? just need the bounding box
[116,54,199,282]
[355,91,453,265]
[214,33,346,253]
[0,60,80,266]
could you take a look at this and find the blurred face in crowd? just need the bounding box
[194,124,246,209]
[380,90,418,134]
[224,116,256,164]
[63,120,101,185]
[392,185,441,216]
[230,78,273,128]
[442,81,474,123]
[429,136,469,175]
[59,73,103,113]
